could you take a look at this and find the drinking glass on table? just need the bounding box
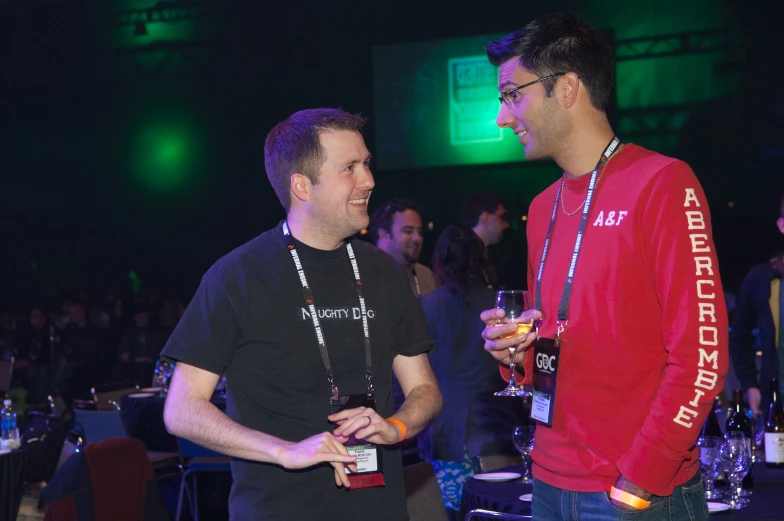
[720,432,752,509]
[513,425,536,484]
[492,290,534,397]
[696,436,721,499]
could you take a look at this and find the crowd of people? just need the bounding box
[0,291,188,406]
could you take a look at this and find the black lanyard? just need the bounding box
[534,136,620,339]
[282,222,374,402]
[410,268,422,298]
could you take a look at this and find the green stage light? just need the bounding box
[129,118,203,193]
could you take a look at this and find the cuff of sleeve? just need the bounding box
[397,340,436,357]
[617,438,683,496]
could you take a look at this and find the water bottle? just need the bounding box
[1,399,20,450]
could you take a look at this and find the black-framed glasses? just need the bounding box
[498,73,566,107]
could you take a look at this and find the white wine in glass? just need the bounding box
[493,290,534,397]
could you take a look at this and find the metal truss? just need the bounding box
[112,1,226,27]
[615,102,708,138]
[615,28,743,61]
[113,39,221,79]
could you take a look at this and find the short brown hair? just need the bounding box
[264,108,367,211]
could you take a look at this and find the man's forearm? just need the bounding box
[390,382,441,438]
[163,395,289,464]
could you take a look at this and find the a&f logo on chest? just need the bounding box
[592,210,628,227]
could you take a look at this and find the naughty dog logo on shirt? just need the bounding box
[295,306,376,321]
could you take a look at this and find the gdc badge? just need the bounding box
[345,443,385,489]
[531,338,560,427]
[331,394,386,489]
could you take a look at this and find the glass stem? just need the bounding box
[508,347,517,386]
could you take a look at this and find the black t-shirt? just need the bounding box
[161,222,434,521]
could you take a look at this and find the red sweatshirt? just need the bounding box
[503,144,728,496]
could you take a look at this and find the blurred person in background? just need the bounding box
[419,225,519,515]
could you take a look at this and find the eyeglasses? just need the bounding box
[498,73,566,107]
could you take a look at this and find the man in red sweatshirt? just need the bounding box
[480,13,729,519]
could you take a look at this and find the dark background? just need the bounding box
[0,0,782,303]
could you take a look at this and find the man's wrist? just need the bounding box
[386,417,407,442]
[615,476,652,501]
[610,487,651,509]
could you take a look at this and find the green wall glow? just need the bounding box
[373,33,529,170]
[129,114,205,193]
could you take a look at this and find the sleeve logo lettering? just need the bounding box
[672,187,721,429]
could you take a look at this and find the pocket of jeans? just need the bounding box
[601,491,667,518]
[679,475,709,521]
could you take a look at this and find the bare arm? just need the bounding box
[164,362,357,486]
[330,353,442,443]
[390,352,441,437]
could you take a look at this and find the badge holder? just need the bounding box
[531,330,561,427]
[330,394,386,489]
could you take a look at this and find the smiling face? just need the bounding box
[496,58,568,161]
[378,209,423,266]
[307,129,375,240]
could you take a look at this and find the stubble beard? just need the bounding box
[525,96,566,161]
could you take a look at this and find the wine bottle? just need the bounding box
[726,389,754,487]
[765,378,784,468]
[700,396,723,437]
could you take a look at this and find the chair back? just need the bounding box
[43,438,166,521]
[0,356,14,394]
[404,461,449,521]
[74,409,128,444]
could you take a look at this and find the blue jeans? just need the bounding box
[532,472,708,521]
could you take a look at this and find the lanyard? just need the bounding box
[411,268,422,298]
[282,222,374,402]
[534,136,620,339]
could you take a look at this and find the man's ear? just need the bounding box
[560,72,580,109]
[776,216,784,235]
[377,228,390,241]
[290,173,310,202]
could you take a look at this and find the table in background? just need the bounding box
[461,463,784,520]
[0,445,32,521]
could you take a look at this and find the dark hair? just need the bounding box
[780,195,784,219]
[433,225,491,297]
[485,12,614,112]
[460,192,505,228]
[264,108,367,211]
[368,198,423,244]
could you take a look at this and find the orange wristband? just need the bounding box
[609,487,651,509]
[386,418,407,442]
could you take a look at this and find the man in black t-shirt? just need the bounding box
[161,108,443,521]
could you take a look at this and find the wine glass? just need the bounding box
[493,290,534,397]
[696,436,721,499]
[720,432,752,509]
[513,425,535,484]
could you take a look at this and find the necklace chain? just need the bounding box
[560,144,624,216]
